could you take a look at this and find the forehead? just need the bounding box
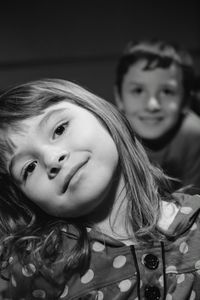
[5,101,81,141]
[126,60,183,83]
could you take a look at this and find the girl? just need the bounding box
[0,78,200,300]
[114,39,200,194]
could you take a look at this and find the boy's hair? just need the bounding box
[0,79,171,276]
[115,39,195,104]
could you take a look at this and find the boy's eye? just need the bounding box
[131,87,144,95]
[162,88,176,96]
[23,161,37,180]
[53,122,68,138]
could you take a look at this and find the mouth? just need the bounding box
[61,159,89,193]
[139,115,164,124]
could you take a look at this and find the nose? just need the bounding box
[43,147,69,179]
[146,97,161,111]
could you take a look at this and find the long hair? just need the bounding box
[115,38,195,104]
[0,79,171,277]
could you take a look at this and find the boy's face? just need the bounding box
[116,60,185,140]
[7,102,119,217]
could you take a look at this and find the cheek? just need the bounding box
[167,102,180,112]
[123,97,142,112]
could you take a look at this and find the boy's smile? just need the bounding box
[116,60,184,140]
[7,101,119,217]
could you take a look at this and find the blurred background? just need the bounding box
[0,1,199,103]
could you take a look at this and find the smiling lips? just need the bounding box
[139,114,164,124]
[61,159,89,193]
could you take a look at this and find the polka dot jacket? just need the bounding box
[7,193,200,299]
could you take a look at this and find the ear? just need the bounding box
[114,86,124,111]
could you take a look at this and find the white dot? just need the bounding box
[92,242,105,252]
[32,289,46,298]
[179,242,189,254]
[97,291,104,300]
[81,269,94,284]
[159,275,164,287]
[195,260,200,269]
[166,265,178,273]
[60,284,69,298]
[189,290,196,300]
[140,280,143,288]
[22,263,36,277]
[113,255,126,268]
[118,279,131,292]
[190,223,197,231]
[166,294,172,300]
[180,207,193,214]
[61,226,67,233]
[86,227,92,232]
[9,256,14,264]
[11,275,17,287]
[177,273,185,284]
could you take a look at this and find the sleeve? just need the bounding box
[8,256,65,300]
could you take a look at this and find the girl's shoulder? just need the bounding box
[157,193,200,236]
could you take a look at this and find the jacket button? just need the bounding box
[143,254,159,269]
[144,285,161,300]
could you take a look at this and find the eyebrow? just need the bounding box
[38,108,66,129]
[9,108,67,176]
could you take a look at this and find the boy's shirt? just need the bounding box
[148,111,200,194]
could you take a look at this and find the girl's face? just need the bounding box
[116,60,184,140]
[7,101,119,217]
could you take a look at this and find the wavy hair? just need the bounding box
[0,79,171,278]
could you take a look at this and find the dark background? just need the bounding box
[0,1,199,103]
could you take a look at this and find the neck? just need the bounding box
[140,114,185,151]
[86,174,135,241]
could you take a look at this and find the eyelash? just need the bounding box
[23,161,37,181]
[22,122,69,181]
[53,122,69,139]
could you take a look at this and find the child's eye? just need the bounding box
[162,88,176,96]
[53,122,69,139]
[23,161,37,180]
[131,87,144,95]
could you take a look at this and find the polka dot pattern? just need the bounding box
[179,242,189,254]
[180,207,193,214]
[6,198,200,300]
[22,263,36,277]
[60,284,69,298]
[190,223,197,231]
[118,279,131,292]
[195,261,200,269]
[11,275,17,287]
[81,269,94,284]
[177,274,185,284]
[159,275,164,287]
[97,290,104,300]
[61,227,67,233]
[92,242,105,252]
[190,290,196,300]
[166,265,178,273]
[166,294,172,300]
[32,289,46,298]
[9,256,14,264]
[113,255,126,268]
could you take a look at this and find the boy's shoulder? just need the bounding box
[180,111,200,137]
